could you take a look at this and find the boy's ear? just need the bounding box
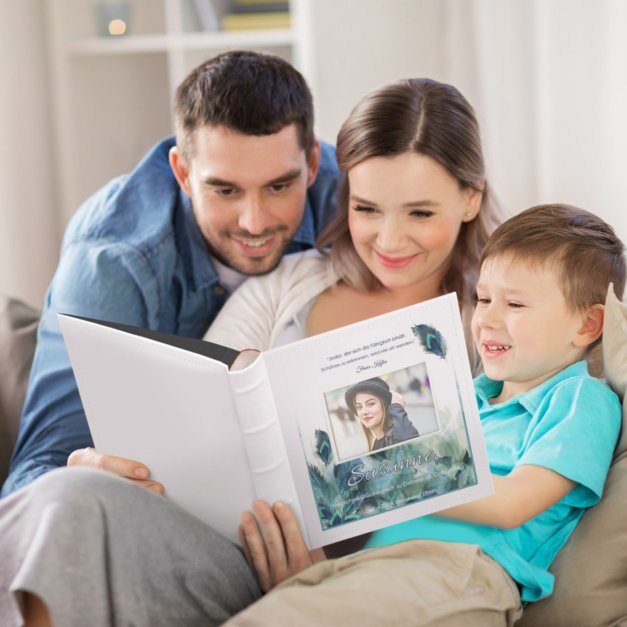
[573,304,605,348]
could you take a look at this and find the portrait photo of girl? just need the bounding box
[325,364,439,460]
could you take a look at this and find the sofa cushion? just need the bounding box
[518,286,627,627]
[0,296,39,484]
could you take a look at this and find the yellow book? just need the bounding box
[221,11,291,30]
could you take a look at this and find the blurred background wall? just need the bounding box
[1,0,626,307]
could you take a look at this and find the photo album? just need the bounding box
[59,292,492,548]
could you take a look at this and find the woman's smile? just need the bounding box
[374,250,421,269]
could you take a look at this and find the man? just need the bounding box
[1,50,339,497]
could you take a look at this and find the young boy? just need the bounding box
[227,204,625,626]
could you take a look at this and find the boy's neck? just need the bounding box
[489,356,585,404]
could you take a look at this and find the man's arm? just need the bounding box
[1,240,157,496]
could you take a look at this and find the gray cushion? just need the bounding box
[0,296,39,484]
[518,286,627,627]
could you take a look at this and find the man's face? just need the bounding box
[170,124,320,275]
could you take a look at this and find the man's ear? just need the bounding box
[573,304,605,347]
[306,139,321,188]
[169,146,191,196]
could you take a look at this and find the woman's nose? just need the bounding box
[376,216,406,252]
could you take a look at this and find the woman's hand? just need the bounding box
[239,500,325,593]
[66,447,164,494]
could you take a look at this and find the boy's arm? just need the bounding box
[439,465,576,529]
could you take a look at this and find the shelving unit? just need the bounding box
[46,0,305,223]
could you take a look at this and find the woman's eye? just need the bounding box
[409,210,434,219]
[352,204,377,214]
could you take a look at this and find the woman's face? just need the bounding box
[354,392,385,435]
[347,153,481,297]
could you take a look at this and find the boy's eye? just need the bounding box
[476,297,490,305]
[508,302,525,309]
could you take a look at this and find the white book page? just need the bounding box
[262,293,491,548]
[59,316,255,544]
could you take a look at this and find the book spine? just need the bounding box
[230,360,303,529]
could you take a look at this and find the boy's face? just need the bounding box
[471,253,588,399]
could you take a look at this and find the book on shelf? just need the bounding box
[59,293,491,549]
[230,2,289,13]
[221,11,290,30]
[191,0,219,31]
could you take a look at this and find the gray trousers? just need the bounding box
[0,467,261,627]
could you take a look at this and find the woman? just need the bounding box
[344,377,418,451]
[8,78,502,627]
[205,78,499,376]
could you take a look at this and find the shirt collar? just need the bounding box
[475,360,589,412]
[292,192,316,247]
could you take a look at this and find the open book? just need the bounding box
[59,293,492,548]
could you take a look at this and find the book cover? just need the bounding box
[59,293,492,548]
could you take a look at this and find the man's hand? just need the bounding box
[67,448,164,494]
[239,500,325,593]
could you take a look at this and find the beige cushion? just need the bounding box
[0,296,39,484]
[519,286,627,627]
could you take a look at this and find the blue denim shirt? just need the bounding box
[2,136,340,496]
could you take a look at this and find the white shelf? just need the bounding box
[47,0,304,223]
[69,29,295,56]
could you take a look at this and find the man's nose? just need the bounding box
[238,197,271,235]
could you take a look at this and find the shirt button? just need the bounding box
[213,285,225,295]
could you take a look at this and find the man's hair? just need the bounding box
[317,78,501,312]
[174,50,314,161]
[481,204,626,310]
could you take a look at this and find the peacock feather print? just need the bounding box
[411,324,447,358]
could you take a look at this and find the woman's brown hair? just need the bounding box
[317,78,500,312]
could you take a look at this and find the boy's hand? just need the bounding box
[67,447,164,494]
[239,500,324,592]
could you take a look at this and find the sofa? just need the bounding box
[0,293,626,626]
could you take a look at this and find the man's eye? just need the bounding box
[269,183,290,193]
[215,187,237,196]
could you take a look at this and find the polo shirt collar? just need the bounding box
[475,360,589,412]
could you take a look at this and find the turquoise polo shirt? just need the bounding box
[367,361,621,602]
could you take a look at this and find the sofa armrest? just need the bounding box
[0,296,39,485]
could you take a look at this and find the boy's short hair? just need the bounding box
[481,204,626,311]
[174,50,314,162]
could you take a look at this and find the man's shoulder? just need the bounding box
[64,137,183,252]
